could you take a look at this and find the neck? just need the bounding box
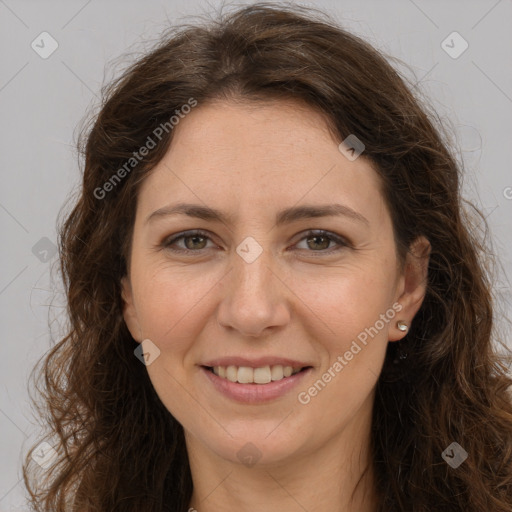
[185,397,379,512]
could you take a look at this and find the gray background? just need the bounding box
[1,0,511,509]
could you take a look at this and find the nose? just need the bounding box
[215,245,291,338]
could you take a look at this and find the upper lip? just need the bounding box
[201,357,312,369]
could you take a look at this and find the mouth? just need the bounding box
[202,364,312,384]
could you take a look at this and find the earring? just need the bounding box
[397,320,408,332]
[393,321,409,365]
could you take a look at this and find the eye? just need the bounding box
[293,230,349,254]
[162,229,214,253]
[161,229,350,255]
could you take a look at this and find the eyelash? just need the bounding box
[161,229,350,256]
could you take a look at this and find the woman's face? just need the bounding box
[121,99,428,467]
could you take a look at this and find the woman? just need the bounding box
[23,3,512,511]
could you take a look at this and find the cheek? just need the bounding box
[131,252,397,442]
[132,265,221,351]
[292,271,395,431]
[289,259,398,345]
[134,252,397,350]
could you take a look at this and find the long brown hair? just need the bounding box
[23,3,512,510]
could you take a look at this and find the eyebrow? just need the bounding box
[146,202,369,227]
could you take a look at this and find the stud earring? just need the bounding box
[397,320,408,332]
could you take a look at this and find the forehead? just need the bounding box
[169,98,339,161]
[136,99,386,226]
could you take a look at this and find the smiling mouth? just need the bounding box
[203,365,311,384]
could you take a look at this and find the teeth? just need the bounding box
[237,366,254,384]
[253,366,272,384]
[226,365,238,382]
[271,365,284,380]
[211,364,303,383]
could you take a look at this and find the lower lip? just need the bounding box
[200,366,313,404]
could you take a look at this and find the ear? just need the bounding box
[120,275,142,342]
[389,236,431,342]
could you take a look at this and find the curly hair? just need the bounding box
[22,2,512,510]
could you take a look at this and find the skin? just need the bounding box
[121,99,430,512]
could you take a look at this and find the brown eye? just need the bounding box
[305,234,331,250]
[182,234,208,250]
[162,230,215,253]
[295,230,349,253]
[162,229,349,255]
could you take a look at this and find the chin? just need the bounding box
[199,426,307,467]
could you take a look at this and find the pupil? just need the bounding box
[186,236,205,250]
[309,235,328,250]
